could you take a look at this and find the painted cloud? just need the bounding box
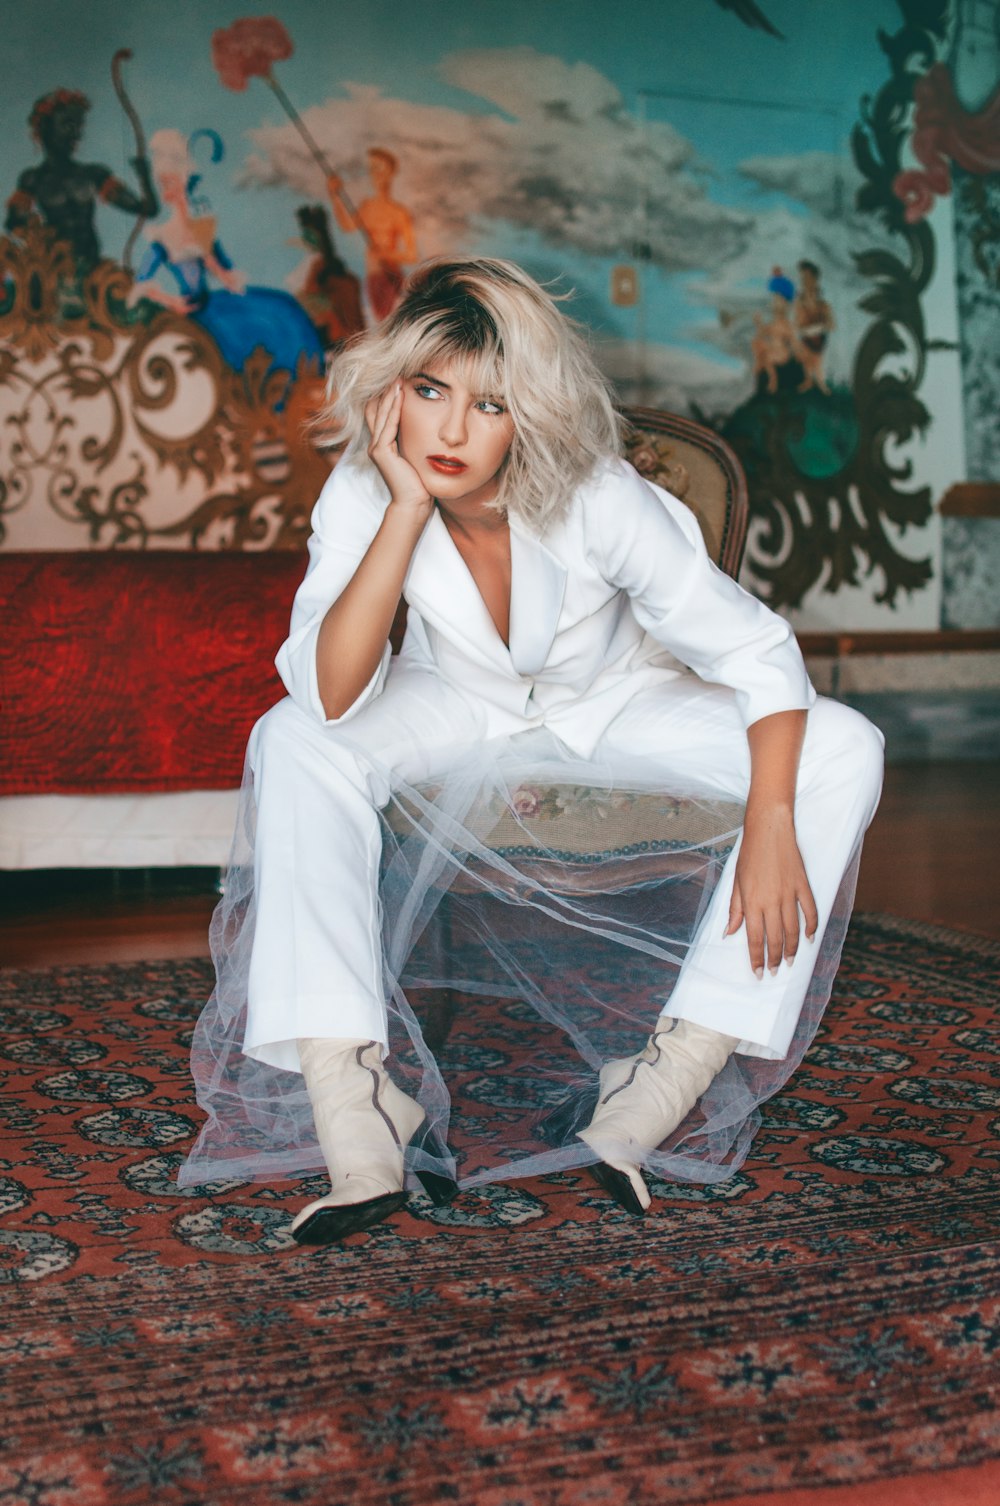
[239,46,753,270]
[239,46,902,406]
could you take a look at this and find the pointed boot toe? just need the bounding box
[291,1188,409,1245]
[586,1159,648,1217]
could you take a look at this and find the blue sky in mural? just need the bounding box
[2,0,904,407]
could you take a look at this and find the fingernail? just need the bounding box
[754,967,764,981]
[768,964,779,976]
[785,955,795,967]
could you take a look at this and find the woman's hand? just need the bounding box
[316,384,435,718]
[219,266,246,295]
[725,805,818,978]
[364,383,433,519]
[206,254,246,295]
[125,281,192,316]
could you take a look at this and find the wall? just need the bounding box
[1,0,997,633]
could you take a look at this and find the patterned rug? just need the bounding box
[1,913,998,1506]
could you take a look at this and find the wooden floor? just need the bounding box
[1,761,998,969]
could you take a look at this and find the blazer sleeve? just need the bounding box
[585,459,815,728]
[275,455,392,725]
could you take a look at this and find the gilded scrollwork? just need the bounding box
[713,0,947,610]
[0,213,328,550]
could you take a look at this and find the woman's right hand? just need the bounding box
[365,384,433,518]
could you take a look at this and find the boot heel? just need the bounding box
[538,1085,599,1147]
[407,1117,459,1206]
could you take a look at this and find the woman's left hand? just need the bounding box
[725,806,818,978]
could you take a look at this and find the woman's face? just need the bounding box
[158,171,188,209]
[39,107,84,158]
[396,358,514,511]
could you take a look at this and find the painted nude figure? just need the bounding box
[794,260,835,394]
[5,88,157,272]
[327,148,417,320]
[750,268,798,394]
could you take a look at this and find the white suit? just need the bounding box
[244,454,884,1076]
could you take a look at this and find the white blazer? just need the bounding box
[276,453,815,758]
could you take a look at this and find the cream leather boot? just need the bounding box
[578,1018,738,1215]
[290,1037,457,1245]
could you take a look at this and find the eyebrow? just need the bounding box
[411,371,505,405]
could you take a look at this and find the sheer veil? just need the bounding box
[179,727,859,1192]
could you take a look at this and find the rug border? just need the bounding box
[714,1456,1000,1506]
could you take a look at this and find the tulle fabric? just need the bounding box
[178,727,860,1192]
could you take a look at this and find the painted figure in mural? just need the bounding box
[326,148,417,320]
[750,268,799,394]
[4,88,157,272]
[794,260,835,395]
[180,258,884,1244]
[127,129,322,385]
[290,205,366,350]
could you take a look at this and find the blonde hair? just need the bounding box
[149,128,194,180]
[320,257,623,531]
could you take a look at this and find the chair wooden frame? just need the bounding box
[620,406,749,578]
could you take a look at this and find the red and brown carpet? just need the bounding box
[1,912,998,1506]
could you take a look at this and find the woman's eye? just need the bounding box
[478,399,505,415]
[413,383,441,400]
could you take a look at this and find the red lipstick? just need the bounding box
[428,455,468,475]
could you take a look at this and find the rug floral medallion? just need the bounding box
[0,912,998,1506]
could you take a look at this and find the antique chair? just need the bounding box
[619,405,747,577]
[384,406,752,1048]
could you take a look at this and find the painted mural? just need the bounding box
[0,0,997,629]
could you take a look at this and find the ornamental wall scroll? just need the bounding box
[0,217,331,550]
[711,1,953,611]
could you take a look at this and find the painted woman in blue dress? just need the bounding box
[128,129,322,386]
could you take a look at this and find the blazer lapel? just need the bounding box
[508,515,567,676]
[404,508,513,675]
[405,507,568,680]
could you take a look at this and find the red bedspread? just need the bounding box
[1,552,306,795]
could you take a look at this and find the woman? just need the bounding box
[180,258,883,1243]
[129,129,323,388]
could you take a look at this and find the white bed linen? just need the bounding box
[0,791,239,869]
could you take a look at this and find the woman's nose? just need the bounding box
[439,405,468,448]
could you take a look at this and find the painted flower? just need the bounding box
[211,17,293,92]
[629,442,661,476]
[511,786,543,819]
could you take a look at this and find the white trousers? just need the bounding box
[243,666,884,1074]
